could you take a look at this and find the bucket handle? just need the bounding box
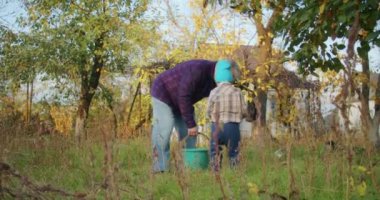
[197,132,210,141]
[180,132,210,148]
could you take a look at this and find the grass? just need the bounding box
[1,131,380,200]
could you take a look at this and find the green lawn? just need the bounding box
[1,133,379,199]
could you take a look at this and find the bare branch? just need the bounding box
[163,0,191,37]
[123,59,174,74]
[0,162,87,199]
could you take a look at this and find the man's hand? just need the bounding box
[188,127,198,136]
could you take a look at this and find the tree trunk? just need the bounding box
[26,82,30,124]
[257,90,267,127]
[361,50,370,115]
[249,1,284,138]
[360,49,380,146]
[24,80,34,125]
[253,37,272,137]
[112,112,118,138]
[369,120,380,147]
[370,74,380,147]
[74,34,104,143]
[75,95,91,142]
[127,82,141,125]
[30,80,33,122]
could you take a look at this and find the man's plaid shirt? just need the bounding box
[207,82,248,123]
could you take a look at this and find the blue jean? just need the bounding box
[151,97,197,172]
[210,122,240,170]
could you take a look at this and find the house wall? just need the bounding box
[330,100,379,136]
[266,89,312,137]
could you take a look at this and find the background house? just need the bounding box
[322,72,380,138]
[222,45,320,138]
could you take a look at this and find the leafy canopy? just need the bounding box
[20,0,159,80]
[277,0,380,74]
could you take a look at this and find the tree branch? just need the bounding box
[0,162,87,199]
[69,0,91,14]
[127,82,141,125]
[123,60,173,74]
[374,74,380,121]
[266,0,285,29]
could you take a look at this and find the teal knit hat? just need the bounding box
[214,59,234,83]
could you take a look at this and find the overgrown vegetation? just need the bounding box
[1,122,379,199]
[1,0,380,199]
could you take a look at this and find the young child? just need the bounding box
[207,59,251,171]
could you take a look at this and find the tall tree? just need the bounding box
[0,28,40,123]
[21,0,158,142]
[279,0,380,145]
[204,0,286,131]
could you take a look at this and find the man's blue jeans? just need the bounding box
[151,97,197,172]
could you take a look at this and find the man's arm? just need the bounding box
[178,68,199,132]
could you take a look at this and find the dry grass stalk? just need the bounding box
[300,131,316,197]
[259,126,268,189]
[213,115,230,199]
[286,135,299,200]
[214,171,229,200]
[172,134,189,200]
[101,124,120,200]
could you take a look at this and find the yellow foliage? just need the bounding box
[348,176,355,187]
[254,12,261,20]
[319,1,326,15]
[257,78,262,84]
[356,181,367,197]
[50,106,73,135]
[354,72,369,85]
[214,21,223,29]
[192,14,203,31]
[261,0,270,8]
[324,69,338,78]
[247,182,259,195]
[358,28,369,38]
[320,69,344,93]
[356,165,367,172]
[195,100,208,127]
[189,0,204,9]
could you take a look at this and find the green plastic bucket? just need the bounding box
[182,148,209,170]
